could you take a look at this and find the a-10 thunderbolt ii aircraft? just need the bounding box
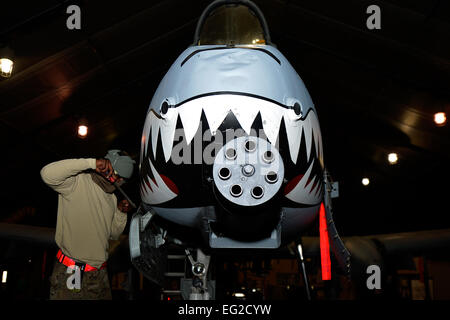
[1,0,450,302]
[129,0,350,300]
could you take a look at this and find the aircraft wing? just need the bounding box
[2,222,450,256]
[2,222,450,278]
[363,229,450,256]
[302,228,450,257]
[301,228,450,284]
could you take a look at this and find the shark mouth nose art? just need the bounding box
[139,93,324,206]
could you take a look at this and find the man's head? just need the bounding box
[104,150,136,182]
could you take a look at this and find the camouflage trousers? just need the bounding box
[49,259,112,300]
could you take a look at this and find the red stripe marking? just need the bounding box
[284,174,304,195]
[319,202,331,280]
[144,179,153,192]
[160,175,179,194]
[284,174,316,195]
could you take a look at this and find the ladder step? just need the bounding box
[164,272,185,277]
[167,255,186,259]
[162,290,181,294]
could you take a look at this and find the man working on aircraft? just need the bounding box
[40,150,136,300]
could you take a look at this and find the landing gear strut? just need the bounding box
[183,249,214,300]
[296,242,311,300]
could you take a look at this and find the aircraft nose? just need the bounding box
[213,136,284,207]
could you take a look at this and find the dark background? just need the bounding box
[1,0,449,237]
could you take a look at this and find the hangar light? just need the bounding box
[0,46,14,78]
[388,153,398,165]
[0,58,13,78]
[78,125,88,138]
[434,112,446,126]
[362,178,370,186]
[2,271,7,283]
[77,118,88,139]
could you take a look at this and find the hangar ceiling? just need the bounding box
[1,0,449,235]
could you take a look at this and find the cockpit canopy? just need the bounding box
[194,1,272,46]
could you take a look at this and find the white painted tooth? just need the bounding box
[178,103,202,145]
[309,176,323,204]
[231,104,258,135]
[140,134,145,165]
[142,110,153,162]
[149,160,177,204]
[286,159,319,205]
[287,159,314,198]
[284,114,303,164]
[203,103,230,134]
[310,111,324,166]
[148,178,157,193]
[141,182,148,196]
[141,160,177,205]
[304,115,313,163]
[147,176,159,200]
[151,114,161,159]
[313,127,319,160]
[317,123,324,167]
[319,138,324,168]
[300,158,314,190]
[145,176,154,192]
[260,104,283,145]
[308,175,318,194]
[160,109,178,162]
[140,179,153,203]
[317,131,322,159]
[310,112,321,160]
[315,181,323,198]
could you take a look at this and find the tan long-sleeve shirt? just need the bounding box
[40,158,127,268]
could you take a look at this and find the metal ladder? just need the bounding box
[160,248,187,300]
